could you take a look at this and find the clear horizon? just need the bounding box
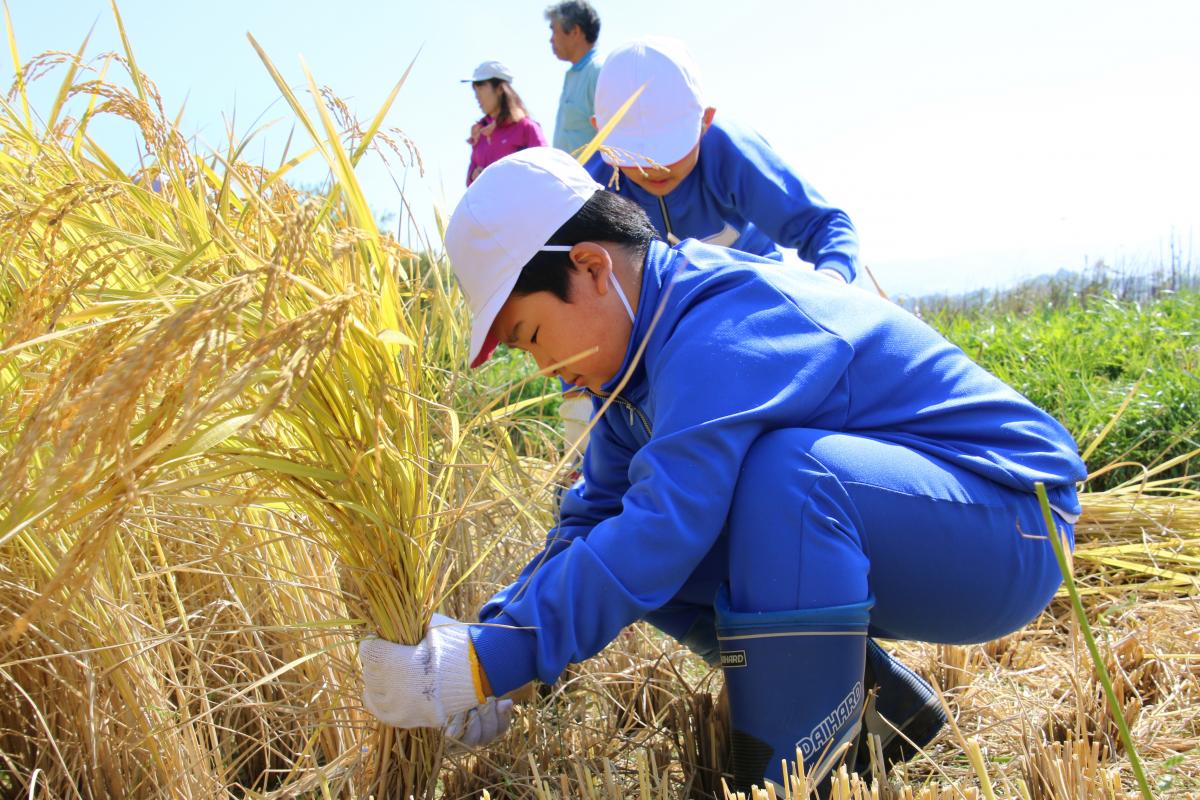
[7,0,1198,296]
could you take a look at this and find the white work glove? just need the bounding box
[359,613,483,729]
[444,697,514,750]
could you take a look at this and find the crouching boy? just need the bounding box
[356,147,1086,794]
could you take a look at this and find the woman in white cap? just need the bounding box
[464,60,548,185]
[357,148,1085,796]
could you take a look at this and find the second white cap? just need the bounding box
[594,37,706,167]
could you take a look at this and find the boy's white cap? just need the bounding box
[594,36,706,167]
[462,60,515,83]
[445,147,602,367]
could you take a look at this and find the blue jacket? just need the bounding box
[584,117,860,281]
[470,240,1085,695]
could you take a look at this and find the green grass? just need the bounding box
[475,346,562,414]
[924,284,1199,489]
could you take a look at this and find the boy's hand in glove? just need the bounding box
[444,697,514,749]
[359,614,487,728]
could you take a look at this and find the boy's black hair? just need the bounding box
[544,1,601,45]
[513,190,661,302]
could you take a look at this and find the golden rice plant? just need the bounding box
[0,6,557,797]
[0,5,1196,798]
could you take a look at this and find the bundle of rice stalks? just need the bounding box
[1073,489,1200,598]
[0,8,551,797]
[0,34,360,793]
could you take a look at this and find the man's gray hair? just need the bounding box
[544,1,601,45]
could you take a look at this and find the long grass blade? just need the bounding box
[576,83,645,165]
[1035,482,1155,800]
[2,0,30,130]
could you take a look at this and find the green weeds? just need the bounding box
[926,287,1198,489]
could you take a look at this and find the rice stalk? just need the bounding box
[0,9,543,795]
[0,6,1196,798]
[1036,484,1154,799]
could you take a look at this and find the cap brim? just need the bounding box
[598,112,702,168]
[467,270,521,368]
[470,330,499,368]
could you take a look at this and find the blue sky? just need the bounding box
[6,1,1198,296]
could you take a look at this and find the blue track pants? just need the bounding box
[645,428,1075,653]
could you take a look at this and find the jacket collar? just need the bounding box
[597,239,678,395]
[569,47,597,72]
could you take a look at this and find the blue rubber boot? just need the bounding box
[716,586,872,795]
[855,639,947,774]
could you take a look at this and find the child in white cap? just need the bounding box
[587,36,859,283]
[564,36,858,474]
[357,148,1085,795]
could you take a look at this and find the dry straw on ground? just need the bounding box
[0,9,1196,799]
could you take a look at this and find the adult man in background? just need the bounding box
[546,1,602,155]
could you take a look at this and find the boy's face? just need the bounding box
[605,107,717,198]
[619,142,701,197]
[491,249,632,394]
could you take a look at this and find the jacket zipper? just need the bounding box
[615,395,653,438]
[589,390,653,438]
[658,196,681,245]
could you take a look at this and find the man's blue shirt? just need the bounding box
[553,49,602,154]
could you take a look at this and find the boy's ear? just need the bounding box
[568,242,615,294]
[701,107,717,134]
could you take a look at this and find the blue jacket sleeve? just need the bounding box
[470,273,853,694]
[709,121,860,281]
[476,406,633,624]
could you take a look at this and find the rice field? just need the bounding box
[0,12,1196,800]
